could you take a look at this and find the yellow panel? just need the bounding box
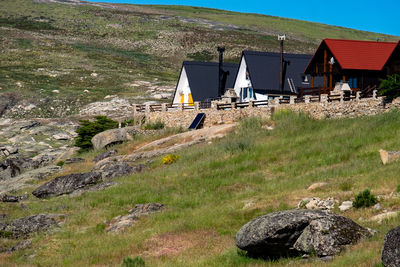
[188,93,194,106]
[180,93,184,103]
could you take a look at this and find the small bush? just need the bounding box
[143,120,164,130]
[379,74,400,100]
[339,180,353,191]
[396,184,400,193]
[56,161,64,167]
[74,116,119,151]
[121,256,145,267]
[121,119,134,127]
[353,189,378,208]
[162,154,178,165]
[95,223,106,233]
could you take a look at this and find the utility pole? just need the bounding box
[278,35,286,93]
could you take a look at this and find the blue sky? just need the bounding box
[87,0,400,36]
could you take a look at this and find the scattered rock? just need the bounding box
[307,182,327,191]
[6,239,32,252]
[52,90,59,93]
[235,210,371,259]
[0,165,61,195]
[64,158,85,164]
[93,149,118,162]
[0,145,18,156]
[380,149,400,165]
[0,156,34,180]
[297,197,336,211]
[0,214,64,238]
[1,194,28,203]
[32,172,102,198]
[374,203,382,210]
[92,161,145,180]
[339,201,353,212]
[382,226,400,267]
[369,211,398,224]
[91,127,137,150]
[106,203,165,232]
[52,133,71,140]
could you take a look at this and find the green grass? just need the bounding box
[2,111,400,266]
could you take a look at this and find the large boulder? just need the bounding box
[0,214,63,238]
[235,210,371,259]
[91,127,138,150]
[382,226,400,267]
[32,172,102,198]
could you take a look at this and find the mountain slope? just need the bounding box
[0,0,398,115]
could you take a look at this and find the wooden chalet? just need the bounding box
[303,39,400,97]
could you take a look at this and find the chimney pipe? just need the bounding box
[217,46,226,97]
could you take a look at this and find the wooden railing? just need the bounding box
[132,90,379,113]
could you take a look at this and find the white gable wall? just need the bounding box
[173,67,192,104]
[233,57,252,98]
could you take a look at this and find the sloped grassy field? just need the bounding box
[0,0,398,106]
[2,110,400,266]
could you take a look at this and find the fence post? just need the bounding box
[178,103,184,111]
[194,102,200,110]
[289,95,296,104]
[320,94,328,103]
[145,103,151,113]
[231,102,237,109]
[133,104,137,115]
[373,90,378,99]
[211,101,218,110]
[304,95,310,104]
[356,91,360,101]
[161,103,167,112]
[249,100,254,108]
[340,91,344,103]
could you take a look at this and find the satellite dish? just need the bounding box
[329,57,335,65]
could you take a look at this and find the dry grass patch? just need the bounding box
[141,230,232,258]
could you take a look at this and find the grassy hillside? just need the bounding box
[2,111,400,266]
[0,0,398,109]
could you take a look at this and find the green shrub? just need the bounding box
[56,161,64,167]
[379,74,400,100]
[339,180,353,191]
[353,189,378,208]
[143,120,164,130]
[121,119,134,127]
[121,256,145,267]
[74,116,119,151]
[396,184,400,193]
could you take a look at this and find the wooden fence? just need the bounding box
[133,89,378,113]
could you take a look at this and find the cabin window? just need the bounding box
[348,78,358,89]
[241,87,255,101]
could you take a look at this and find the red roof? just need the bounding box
[324,39,399,71]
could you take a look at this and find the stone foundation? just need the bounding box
[137,96,394,128]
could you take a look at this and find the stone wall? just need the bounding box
[139,96,393,128]
[280,97,386,119]
[146,106,272,128]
